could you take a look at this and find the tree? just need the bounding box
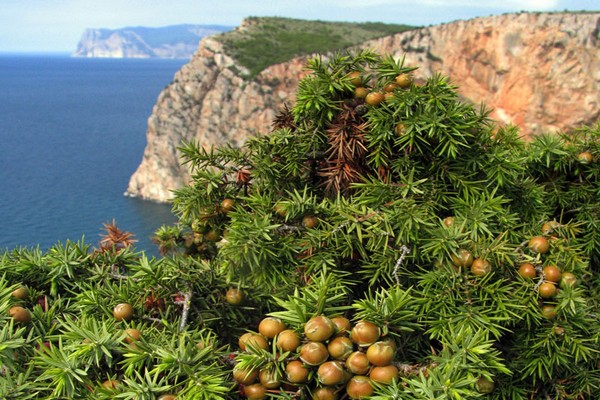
[1,49,599,399]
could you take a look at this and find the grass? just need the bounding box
[215,17,417,79]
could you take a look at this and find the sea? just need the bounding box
[0,53,188,256]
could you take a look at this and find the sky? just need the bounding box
[0,0,597,53]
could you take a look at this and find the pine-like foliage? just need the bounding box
[1,50,599,399]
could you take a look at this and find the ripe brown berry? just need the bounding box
[240,333,269,352]
[384,82,399,92]
[244,383,267,400]
[541,304,557,319]
[275,329,301,352]
[518,263,537,279]
[299,341,329,366]
[220,198,235,213]
[9,306,32,324]
[395,123,406,136]
[233,365,259,385]
[328,336,354,360]
[351,321,381,346]
[225,288,244,305]
[538,282,557,299]
[11,286,29,300]
[541,220,560,234]
[380,336,397,352]
[354,87,369,99]
[273,202,287,218]
[346,375,374,399]
[259,368,281,389]
[560,272,577,288]
[442,216,454,227]
[304,315,335,342]
[577,151,594,164]
[317,361,346,386]
[451,249,474,268]
[102,379,119,389]
[347,71,363,87]
[365,92,385,106]
[553,326,565,336]
[238,332,254,350]
[331,315,352,335]
[346,351,371,375]
[366,341,394,366]
[124,328,141,344]
[471,258,492,277]
[302,215,319,229]
[369,364,399,384]
[113,303,134,322]
[312,386,338,400]
[543,265,561,283]
[258,317,286,339]
[285,360,309,384]
[395,73,412,88]
[528,236,549,254]
[157,395,177,400]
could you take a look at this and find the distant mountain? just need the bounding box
[72,24,233,59]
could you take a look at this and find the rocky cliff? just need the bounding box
[72,24,232,58]
[126,12,600,202]
[366,12,600,135]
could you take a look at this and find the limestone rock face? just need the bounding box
[366,12,600,135]
[125,38,307,201]
[126,12,600,202]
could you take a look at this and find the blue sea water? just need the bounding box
[0,54,187,255]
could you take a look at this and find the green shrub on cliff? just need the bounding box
[1,49,599,399]
[216,17,415,78]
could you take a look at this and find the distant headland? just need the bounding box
[72,24,233,59]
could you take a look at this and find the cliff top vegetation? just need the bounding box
[215,16,416,78]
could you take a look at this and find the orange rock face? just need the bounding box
[367,12,600,136]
